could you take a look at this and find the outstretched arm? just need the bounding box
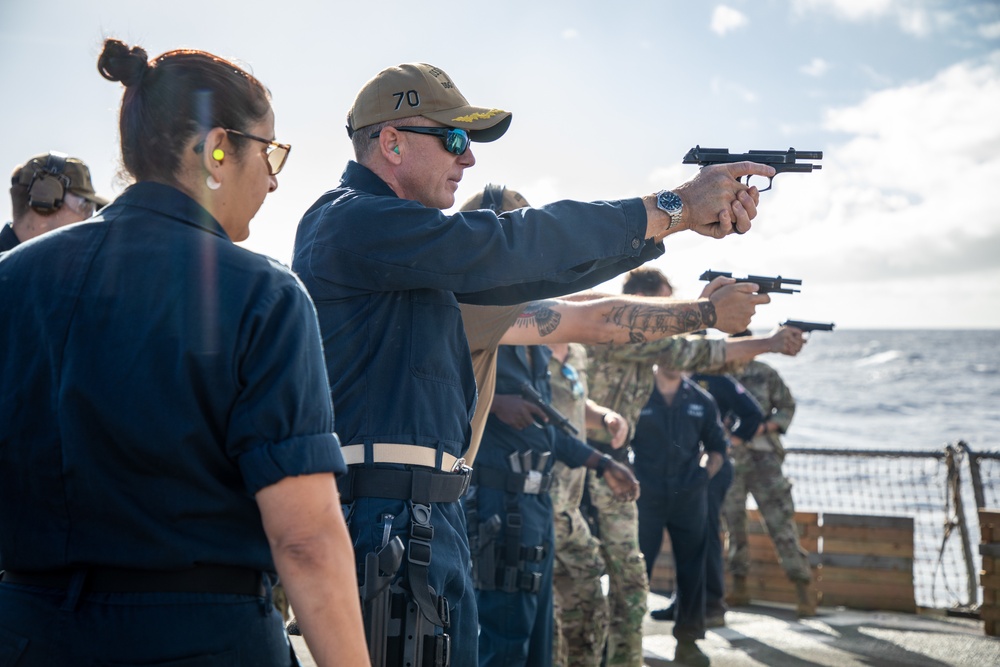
[724,326,805,366]
[499,279,767,346]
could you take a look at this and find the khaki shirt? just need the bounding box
[460,303,526,463]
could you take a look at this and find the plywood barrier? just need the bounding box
[819,513,915,612]
[978,509,1000,636]
[647,510,916,614]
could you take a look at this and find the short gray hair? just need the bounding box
[352,116,423,164]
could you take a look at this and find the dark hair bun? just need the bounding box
[98,39,149,87]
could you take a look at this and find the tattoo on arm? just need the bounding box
[513,300,562,338]
[607,301,714,344]
[699,301,717,328]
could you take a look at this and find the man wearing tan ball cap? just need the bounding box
[292,60,775,666]
[3,152,108,252]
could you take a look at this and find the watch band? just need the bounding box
[656,190,683,230]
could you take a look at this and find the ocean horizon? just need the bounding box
[738,328,1000,454]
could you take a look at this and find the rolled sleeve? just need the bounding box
[238,432,346,495]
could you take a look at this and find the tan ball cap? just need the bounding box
[347,63,512,142]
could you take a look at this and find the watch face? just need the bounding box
[657,190,682,213]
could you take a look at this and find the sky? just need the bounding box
[2,0,999,329]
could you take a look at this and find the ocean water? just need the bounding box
[733,329,1000,608]
[754,329,1000,454]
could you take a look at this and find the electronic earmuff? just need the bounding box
[481,183,506,213]
[22,152,70,212]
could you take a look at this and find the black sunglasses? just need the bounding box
[370,126,471,156]
[224,129,291,175]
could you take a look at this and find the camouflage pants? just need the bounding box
[550,461,609,667]
[722,447,811,583]
[552,504,610,667]
[587,469,647,667]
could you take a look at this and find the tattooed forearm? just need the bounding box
[513,300,562,338]
[606,300,715,342]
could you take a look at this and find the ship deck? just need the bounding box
[289,589,1000,666]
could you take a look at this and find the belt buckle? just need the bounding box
[523,470,543,495]
[452,457,472,497]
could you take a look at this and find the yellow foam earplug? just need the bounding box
[212,149,225,161]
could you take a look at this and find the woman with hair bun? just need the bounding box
[0,39,367,666]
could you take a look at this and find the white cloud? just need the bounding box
[791,0,966,37]
[562,28,579,40]
[800,58,830,77]
[980,21,1000,39]
[753,53,1000,281]
[710,6,749,36]
[792,0,892,22]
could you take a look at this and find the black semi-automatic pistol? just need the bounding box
[683,146,822,192]
[700,270,802,295]
[781,319,835,333]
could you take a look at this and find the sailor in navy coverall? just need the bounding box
[469,345,609,667]
[291,61,770,665]
[292,159,658,664]
[691,372,764,621]
[632,370,729,648]
[0,183,348,665]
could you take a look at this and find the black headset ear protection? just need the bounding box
[481,183,506,213]
[24,152,70,212]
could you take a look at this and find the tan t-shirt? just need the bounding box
[459,303,526,464]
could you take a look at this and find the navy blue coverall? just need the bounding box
[632,378,728,643]
[691,373,764,615]
[0,222,18,252]
[0,183,346,666]
[471,345,595,667]
[291,161,663,665]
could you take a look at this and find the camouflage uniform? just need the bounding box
[725,360,811,583]
[584,336,730,667]
[548,344,609,667]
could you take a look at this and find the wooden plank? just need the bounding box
[820,566,911,586]
[823,538,913,558]
[978,509,1000,525]
[979,605,1000,622]
[821,526,913,543]
[979,573,1000,589]
[982,555,1000,575]
[823,514,913,530]
[821,553,912,572]
[980,544,1000,558]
